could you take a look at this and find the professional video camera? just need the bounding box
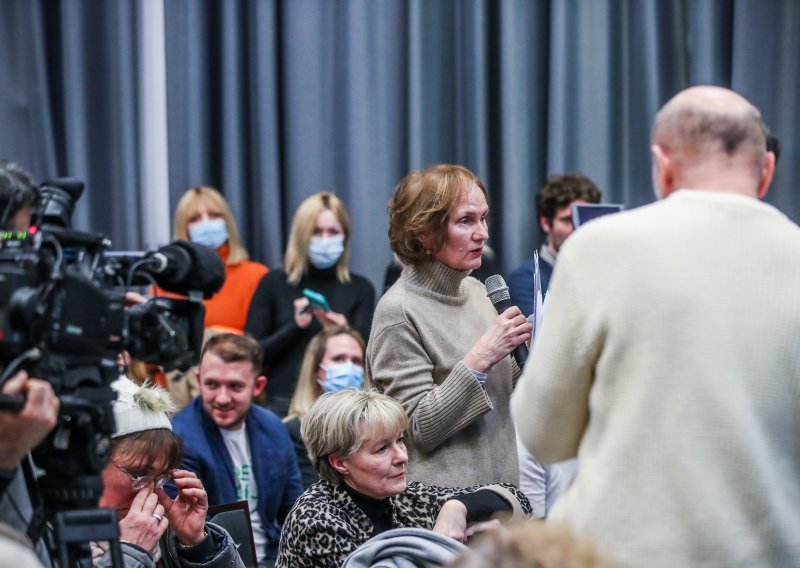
[0,178,224,565]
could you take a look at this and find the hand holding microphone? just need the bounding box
[463,275,532,372]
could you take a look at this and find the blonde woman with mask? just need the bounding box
[245,192,374,417]
[172,186,268,333]
[284,326,366,488]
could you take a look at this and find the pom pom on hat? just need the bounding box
[111,376,175,438]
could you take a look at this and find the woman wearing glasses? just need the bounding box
[93,376,243,568]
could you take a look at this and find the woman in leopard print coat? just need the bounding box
[276,390,531,568]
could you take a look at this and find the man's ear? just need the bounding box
[756,150,776,200]
[253,375,267,397]
[651,144,675,198]
[328,454,348,476]
[538,215,551,234]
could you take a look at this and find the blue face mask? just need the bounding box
[318,362,364,393]
[308,235,345,269]
[188,218,228,249]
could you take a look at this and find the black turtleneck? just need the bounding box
[341,483,512,536]
[342,483,394,536]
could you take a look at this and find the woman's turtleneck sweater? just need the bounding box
[244,265,375,415]
[366,260,520,487]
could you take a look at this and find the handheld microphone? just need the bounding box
[484,274,528,368]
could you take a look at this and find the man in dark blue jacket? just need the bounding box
[507,173,601,316]
[171,333,303,567]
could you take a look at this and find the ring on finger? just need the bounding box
[152,513,163,522]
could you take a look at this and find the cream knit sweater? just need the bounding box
[513,190,800,567]
[367,260,519,487]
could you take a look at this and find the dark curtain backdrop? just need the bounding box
[0,0,797,292]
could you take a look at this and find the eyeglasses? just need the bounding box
[113,463,172,491]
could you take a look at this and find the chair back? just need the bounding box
[207,500,258,568]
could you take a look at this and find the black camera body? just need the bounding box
[0,179,207,513]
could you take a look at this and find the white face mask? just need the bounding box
[188,218,228,249]
[308,234,345,269]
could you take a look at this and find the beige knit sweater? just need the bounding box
[367,259,520,487]
[513,190,800,567]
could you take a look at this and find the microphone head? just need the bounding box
[152,240,225,299]
[485,274,511,305]
[171,240,226,299]
[152,243,193,287]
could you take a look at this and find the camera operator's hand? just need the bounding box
[124,291,148,307]
[119,488,168,554]
[0,370,59,470]
[156,469,208,547]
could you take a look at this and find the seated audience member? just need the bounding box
[171,333,302,567]
[284,326,366,488]
[244,192,375,417]
[171,186,268,332]
[95,376,243,568]
[507,173,601,315]
[276,390,531,568]
[446,519,609,568]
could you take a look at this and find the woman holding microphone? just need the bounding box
[366,164,531,487]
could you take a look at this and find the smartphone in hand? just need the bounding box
[301,288,331,313]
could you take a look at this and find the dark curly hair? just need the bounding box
[535,173,601,223]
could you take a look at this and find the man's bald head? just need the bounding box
[650,87,772,198]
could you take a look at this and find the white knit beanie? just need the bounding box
[111,375,175,438]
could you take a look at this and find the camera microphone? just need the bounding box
[146,243,192,286]
[145,240,226,299]
[485,274,529,368]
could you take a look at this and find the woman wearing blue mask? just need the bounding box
[245,193,375,418]
[283,326,366,487]
[172,186,268,333]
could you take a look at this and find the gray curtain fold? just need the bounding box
[0,1,57,184]
[45,0,143,247]
[0,0,797,289]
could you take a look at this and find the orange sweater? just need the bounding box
[204,245,269,332]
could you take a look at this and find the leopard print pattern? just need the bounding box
[276,480,531,568]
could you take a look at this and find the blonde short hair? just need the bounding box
[301,390,408,484]
[284,192,352,285]
[172,186,249,266]
[388,164,488,265]
[286,326,365,421]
